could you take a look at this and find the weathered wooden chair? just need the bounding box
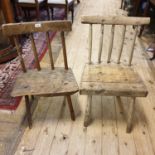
[80,16,149,133]
[16,0,47,20]
[2,20,79,128]
[46,0,80,22]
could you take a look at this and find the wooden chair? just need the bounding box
[2,20,79,128]
[16,0,47,21]
[46,0,80,22]
[80,16,150,133]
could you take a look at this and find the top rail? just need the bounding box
[2,20,72,36]
[81,16,150,25]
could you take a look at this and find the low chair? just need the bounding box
[2,20,79,128]
[80,16,149,133]
[16,0,47,21]
[46,0,80,22]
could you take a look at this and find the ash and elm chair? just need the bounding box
[2,20,79,128]
[80,16,149,133]
[46,0,80,22]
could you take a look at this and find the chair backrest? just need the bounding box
[2,20,71,72]
[81,16,150,66]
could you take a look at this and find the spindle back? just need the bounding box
[81,16,150,66]
[2,20,72,72]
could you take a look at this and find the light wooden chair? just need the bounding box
[16,0,47,20]
[80,16,150,133]
[46,0,80,22]
[2,20,79,128]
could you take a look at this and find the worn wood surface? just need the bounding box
[2,20,72,36]
[80,64,148,97]
[81,16,150,25]
[11,68,79,97]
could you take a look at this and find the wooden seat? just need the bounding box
[11,68,78,97]
[16,0,47,21]
[2,20,79,128]
[81,64,147,97]
[80,16,150,133]
[46,0,80,22]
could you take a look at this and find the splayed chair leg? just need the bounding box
[25,95,32,129]
[66,95,75,121]
[126,97,136,133]
[84,95,92,127]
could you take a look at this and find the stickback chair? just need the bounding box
[2,20,79,128]
[80,16,150,133]
[46,0,80,22]
[16,0,47,21]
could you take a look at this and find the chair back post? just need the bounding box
[46,32,55,70]
[88,24,92,64]
[98,24,104,63]
[128,26,138,66]
[13,36,27,72]
[107,24,115,63]
[81,16,150,65]
[117,25,126,64]
[61,31,69,70]
[29,33,41,71]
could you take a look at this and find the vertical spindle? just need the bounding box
[30,33,41,71]
[107,25,115,63]
[61,31,68,70]
[117,25,126,64]
[128,26,138,66]
[98,24,104,63]
[13,36,27,72]
[46,32,54,70]
[88,24,92,64]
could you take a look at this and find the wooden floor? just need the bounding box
[4,0,155,154]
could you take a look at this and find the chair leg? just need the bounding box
[71,5,74,23]
[51,8,54,20]
[36,6,40,21]
[121,0,123,9]
[126,97,136,133]
[25,95,32,128]
[46,6,50,20]
[84,95,92,127]
[138,1,150,37]
[77,0,80,3]
[65,6,68,20]
[66,95,75,121]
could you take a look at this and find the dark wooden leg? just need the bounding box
[150,52,155,60]
[31,95,35,100]
[71,4,74,22]
[46,6,50,20]
[121,0,124,9]
[25,95,32,128]
[36,6,40,21]
[66,95,75,121]
[51,8,54,20]
[28,10,31,19]
[77,0,80,3]
[138,2,150,37]
[65,6,68,20]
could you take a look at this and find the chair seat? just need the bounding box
[80,64,148,97]
[47,0,73,5]
[11,67,79,97]
[18,0,45,4]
